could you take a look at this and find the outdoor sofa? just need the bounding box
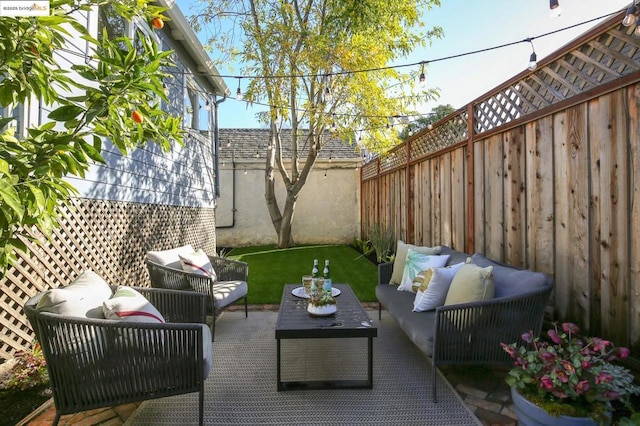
[376,244,554,401]
[24,271,212,426]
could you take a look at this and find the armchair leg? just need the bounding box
[211,305,216,342]
[244,296,248,318]
[52,412,61,426]
[378,302,382,320]
[432,363,438,403]
[198,385,204,426]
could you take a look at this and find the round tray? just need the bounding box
[291,286,341,299]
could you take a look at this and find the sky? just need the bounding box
[177,0,631,129]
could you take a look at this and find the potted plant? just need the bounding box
[501,322,640,425]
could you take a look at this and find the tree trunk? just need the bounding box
[278,192,296,248]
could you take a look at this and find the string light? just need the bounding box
[419,63,426,87]
[623,4,638,26]
[162,81,169,96]
[205,99,211,111]
[236,77,243,100]
[549,0,562,18]
[527,39,537,71]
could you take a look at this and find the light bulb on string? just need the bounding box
[419,63,426,87]
[623,5,638,26]
[527,40,538,71]
[549,0,562,18]
[236,77,243,101]
[635,25,640,37]
[205,100,211,111]
[162,81,169,96]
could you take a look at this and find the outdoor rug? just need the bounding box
[125,310,481,425]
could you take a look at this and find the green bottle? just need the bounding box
[323,259,332,291]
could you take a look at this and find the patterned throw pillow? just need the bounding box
[413,262,465,312]
[103,286,165,323]
[411,268,435,293]
[179,249,216,280]
[397,249,449,292]
[390,241,441,285]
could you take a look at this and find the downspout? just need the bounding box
[213,95,237,229]
[213,95,226,198]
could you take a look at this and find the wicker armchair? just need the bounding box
[24,286,211,426]
[146,246,248,341]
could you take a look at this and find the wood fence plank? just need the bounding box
[441,154,452,247]
[474,140,485,254]
[588,97,603,335]
[431,157,441,245]
[504,126,525,266]
[451,147,465,251]
[555,105,590,326]
[525,117,554,276]
[484,134,504,260]
[595,91,629,344]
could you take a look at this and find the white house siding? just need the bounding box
[215,159,361,247]
[56,4,222,208]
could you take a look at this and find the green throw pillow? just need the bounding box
[444,260,494,306]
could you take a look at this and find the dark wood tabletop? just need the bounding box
[275,284,377,339]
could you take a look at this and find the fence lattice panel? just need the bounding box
[0,198,216,360]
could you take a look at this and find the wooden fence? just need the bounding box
[361,11,640,352]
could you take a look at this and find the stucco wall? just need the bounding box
[215,159,360,247]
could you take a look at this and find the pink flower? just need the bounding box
[556,370,569,383]
[521,332,533,343]
[575,380,590,395]
[604,390,619,400]
[540,376,554,390]
[548,329,562,344]
[591,337,611,352]
[562,323,580,334]
[595,372,612,385]
[617,347,631,359]
[540,351,556,362]
[561,360,575,374]
[581,360,592,369]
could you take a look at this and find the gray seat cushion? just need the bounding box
[439,246,470,266]
[376,284,435,356]
[470,253,549,299]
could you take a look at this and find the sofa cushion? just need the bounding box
[439,246,470,266]
[36,270,112,318]
[211,280,248,309]
[147,244,195,269]
[398,250,450,292]
[376,284,436,356]
[179,249,216,280]
[103,286,165,323]
[413,262,465,312]
[444,260,494,306]
[470,253,549,298]
[390,241,441,285]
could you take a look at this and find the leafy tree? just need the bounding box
[0,0,184,270]
[194,0,443,248]
[398,104,456,140]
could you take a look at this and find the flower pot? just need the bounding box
[510,388,603,426]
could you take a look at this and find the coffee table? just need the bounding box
[275,283,377,391]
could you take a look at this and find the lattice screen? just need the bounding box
[0,198,216,360]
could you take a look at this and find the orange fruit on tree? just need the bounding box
[152,17,164,29]
[131,111,144,123]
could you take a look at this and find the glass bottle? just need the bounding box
[323,259,332,291]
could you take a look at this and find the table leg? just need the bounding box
[277,338,282,391]
[367,336,373,388]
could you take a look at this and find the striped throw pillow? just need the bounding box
[179,249,216,280]
[103,286,165,323]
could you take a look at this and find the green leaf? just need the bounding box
[0,184,23,218]
[48,105,84,121]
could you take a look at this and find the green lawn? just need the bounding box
[227,244,378,304]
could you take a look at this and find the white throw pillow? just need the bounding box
[36,270,112,318]
[103,286,165,323]
[179,249,216,280]
[147,244,195,268]
[398,249,449,292]
[413,262,465,312]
